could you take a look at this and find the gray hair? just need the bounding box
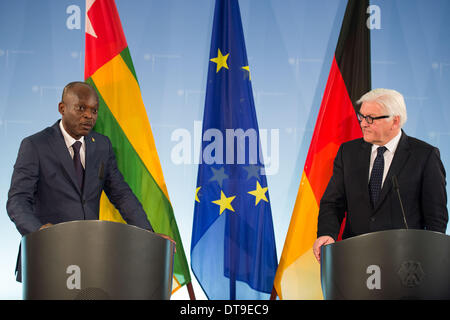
[357,88,407,128]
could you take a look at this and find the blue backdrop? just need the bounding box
[1,0,449,299]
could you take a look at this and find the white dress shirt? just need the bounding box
[59,120,86,169]
[368,130,402,188]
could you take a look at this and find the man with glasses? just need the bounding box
[6,82,164,281]
[313,88,448,263]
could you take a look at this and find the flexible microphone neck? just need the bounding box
[392,175,409,229]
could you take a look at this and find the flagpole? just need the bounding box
[270,286,277,300]
[229,215,237,300]
[186,282,196,300]
[230,278,236,300]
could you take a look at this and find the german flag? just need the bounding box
[273,0,371,299]
[84,0,191,294]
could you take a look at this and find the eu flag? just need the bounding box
[191,0,278,300]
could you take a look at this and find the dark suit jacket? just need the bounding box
[318,131,448,240]
[7,121,153,280]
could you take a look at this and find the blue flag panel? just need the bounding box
[190,0,278,300]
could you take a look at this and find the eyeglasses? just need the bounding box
[357,112,391,124]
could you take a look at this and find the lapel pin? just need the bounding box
[92,137,95,142]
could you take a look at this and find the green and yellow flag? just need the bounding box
[84,0,191,293]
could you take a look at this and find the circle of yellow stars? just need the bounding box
[210,48,251,80]
[195,180,268,215]
[198,48,257,215]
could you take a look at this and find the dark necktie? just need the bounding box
[72,141,84,190]
[369,146,387,207]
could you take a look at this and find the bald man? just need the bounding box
[7,82,158,281]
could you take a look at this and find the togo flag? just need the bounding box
[84,0,191,293]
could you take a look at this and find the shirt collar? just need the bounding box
[59,120,85,149]
[371,130,402,154]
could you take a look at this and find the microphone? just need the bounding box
[391,175,409,229]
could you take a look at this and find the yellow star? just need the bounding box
[212,191,236,215]
[248,181,268,206]
[242,66,251,80]
[195,186,201,203]
[210,49,229,73]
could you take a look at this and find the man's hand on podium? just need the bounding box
[313,236,335,263]
[39,223,53,231]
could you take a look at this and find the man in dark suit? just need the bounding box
[313,88,448,262]
[7,82,169,280]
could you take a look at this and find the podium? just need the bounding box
[21,220,175,300]
[320,229,450,299]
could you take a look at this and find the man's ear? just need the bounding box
[58,102,65,115]
[392,115,401,129]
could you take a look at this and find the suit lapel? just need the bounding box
[47,121,82,194]
[374,131,410,211]
[83,132,97,198]
[357,139,372,206]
